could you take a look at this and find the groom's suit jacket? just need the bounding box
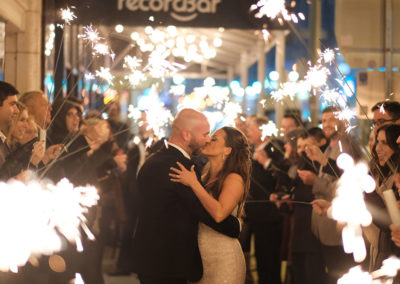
[132,145,240,281]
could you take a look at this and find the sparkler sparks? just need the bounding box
[322,48,335,64]
[0,178,98,272]
[304,64,331,89]
[330,153,375,262]
[250,0,305,24]
[95,67,114,85]
[260,121,279,140]
[60,7,76,25]
[78,25,102,46]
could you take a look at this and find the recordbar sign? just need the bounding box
[117,0,222,22]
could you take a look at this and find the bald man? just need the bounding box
[132,109,241,284]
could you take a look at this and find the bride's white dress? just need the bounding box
[191,207,245,284]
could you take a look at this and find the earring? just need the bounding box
[222,153,225,160]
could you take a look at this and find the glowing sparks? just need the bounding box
[271,81,300,101]
[260,121,279,140]
[334,108,357,122]
[338,266,372,284]
[78,25,102,46]
[251,0,305,24]
[95,67,114,85]
[124,56,142,70]
[84,72,95,80]
[322,48,335,64]
[93,43,110,56]
[305,64,330,89]
[60,7,76,25]
[330,153,375,262]
[320,88,347,107]
[0,178,98,272]
[144,51,186,78]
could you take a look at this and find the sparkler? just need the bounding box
[60,7,76,25]
[95,67,114,85]
[78,25,102,46]
[260,121,279,140]
[0,178,98,272]
[330,153,375,262]
[250,0,305,24]
[304,64,331,89]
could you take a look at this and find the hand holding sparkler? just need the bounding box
[311,199,331,216]
[30,141,46,167]
[42,144,63,165]
[82,120,111,153]
[297,169,316,186]
[305,144,328,166]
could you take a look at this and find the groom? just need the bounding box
[132,109,241,284]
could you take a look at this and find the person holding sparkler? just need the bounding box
[0,102,61,180]
[132,109,241,284]
[364,124,400,271]
[298,105,361,284]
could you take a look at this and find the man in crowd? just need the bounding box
[281,113,301,137]
[244,115,284,284]
[298,106,359,284]
[132,108,240,283]
[0,81,19,168]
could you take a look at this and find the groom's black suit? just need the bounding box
[132,145,240,282]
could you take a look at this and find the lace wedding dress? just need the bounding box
[191,207,245,284]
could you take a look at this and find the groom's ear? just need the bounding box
[182,129,191,142]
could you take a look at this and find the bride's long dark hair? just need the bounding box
[203,127,252,213]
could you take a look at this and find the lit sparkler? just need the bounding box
[322,48,335,64]
[95,67,114,85]
[144,50,186,78]
[304,64,331,89]
[260,121,279,140]
[60,7,76,25]
[78,25,102,46]
[93,43,110,56]
[330,153,375,262]
[0,178,98,272]
[250,0,305,24]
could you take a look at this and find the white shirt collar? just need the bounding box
[0,131,6,143]
[168,142,191,160]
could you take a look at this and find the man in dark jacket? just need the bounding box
[0,81,19,169]
[132,108,240,284]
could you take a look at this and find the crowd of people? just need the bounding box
[1,78,400,284]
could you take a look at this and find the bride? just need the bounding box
[170,126,251,284]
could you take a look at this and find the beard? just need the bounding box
[188,137,203,156]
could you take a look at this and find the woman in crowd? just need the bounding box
[46,98,127,284]
[169,126,251,283]
[364,124,400,271]
[0,103,60,180]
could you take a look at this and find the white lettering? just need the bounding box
[164,0,173,12]
[197,0,210,13]
[211,0,221,13]
[126,0,139,11]
[186,0,196,13]
[139,0,150,11]
[118,0,125,10]
[118,0,224,21]
[150,0,163,11]
[172,0,186,13]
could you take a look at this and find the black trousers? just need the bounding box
[139,275,187,284]
[291,252,327,284]
[253,222,282,284]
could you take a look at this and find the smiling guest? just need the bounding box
[364,124,400,271]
